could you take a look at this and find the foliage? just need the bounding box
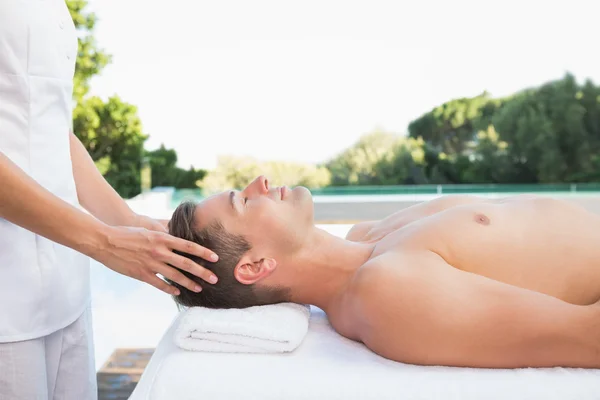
[66,0,111,101]
[404,73,600,185]
[458,125,513,183]
[145,145,207,189]
[72,96,147,198]
[68,0,202,197]
[371,137,429,185]
[490,73,600,183]
[325,131,400,185]
[67,0,146,197]
[408,92,504,155]
[199,156,331,194]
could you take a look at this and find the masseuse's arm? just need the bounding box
[69,132,166,230]
[358,257,600,368]
[0,151,218,295]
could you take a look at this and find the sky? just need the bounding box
[86,0,600,170]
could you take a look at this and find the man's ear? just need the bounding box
[234,256,277,285]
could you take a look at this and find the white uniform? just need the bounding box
[0,0,96,398]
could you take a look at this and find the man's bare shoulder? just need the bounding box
[346,252,434,315]
[346,252,474,364]
[352,252,434,298]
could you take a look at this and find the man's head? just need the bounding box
[167,175,315,309]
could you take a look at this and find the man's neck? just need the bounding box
[277,227,375,312]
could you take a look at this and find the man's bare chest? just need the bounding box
[365,205,498,256]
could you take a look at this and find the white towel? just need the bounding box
[173,303,311,353]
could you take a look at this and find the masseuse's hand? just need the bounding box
[91,225,219,296]
[0,151,218,296]
[130,213,170,233]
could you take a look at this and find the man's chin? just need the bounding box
[288,186,314,223]
[292,186,313,203]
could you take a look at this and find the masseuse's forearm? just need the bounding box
[0,152,107,256]
[69,132,136,226]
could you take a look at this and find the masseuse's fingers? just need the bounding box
[166,235,219,264]
[147,230,218,285]
[94,226,219,295]
[129,213,168,233]
[144,273,180,296]
[163,250,218,285]
[155,263,202,293]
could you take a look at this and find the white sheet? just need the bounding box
[130,307,600,400]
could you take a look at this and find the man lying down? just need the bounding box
[167,175,600,369]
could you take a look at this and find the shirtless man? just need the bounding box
[167,175,600,368]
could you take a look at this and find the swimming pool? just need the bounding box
[168,183,600,208]
[130,187,600,224]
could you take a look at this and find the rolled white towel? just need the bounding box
[173,303,311,353]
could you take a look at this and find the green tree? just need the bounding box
[67,0,149,198]
[491,74,597,183]
[146,145,207,189]
[325,131,400,185]
[72,97,148,198]
[460,125,513,183]
[408,73,600,185]
[67,0,111,101]
[372,137,428,185]
[408,92,504,156]
[199,156,330,193]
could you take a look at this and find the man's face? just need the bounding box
[194,176,314,254]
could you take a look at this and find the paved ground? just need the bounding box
[97,348,154,400]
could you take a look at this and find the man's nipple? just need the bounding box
[474,213,490,225]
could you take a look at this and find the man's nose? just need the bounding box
[244,176,270,196]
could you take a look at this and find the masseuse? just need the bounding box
[0,2,218,399]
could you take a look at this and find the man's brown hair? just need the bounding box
[167,201,291,309]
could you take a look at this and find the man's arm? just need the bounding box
[0,151,218,294]
[357,255,600,368]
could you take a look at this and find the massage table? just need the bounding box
[130,306,600,400]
